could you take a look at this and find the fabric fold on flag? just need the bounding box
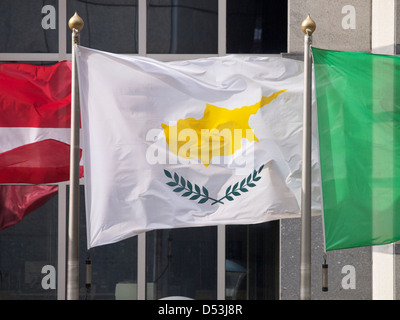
[0,185,58,231]
[0,61,84,184]
[312,47,400,251]
[0,61,72,128]
[77,46,321,249]
[0,61,82,230]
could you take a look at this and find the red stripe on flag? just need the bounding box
[0,185,58,231]
[0,61,72,128]
[0,139,82,184]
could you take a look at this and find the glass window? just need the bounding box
[147,0,218,54]
[67,0,138,53]
[0,0,58,53]
[227,0,287,54]
[146,227,217,300]
[226,221,279,300]
[0,186,58,300]
[72,186,138,300]
[84,237,138,300]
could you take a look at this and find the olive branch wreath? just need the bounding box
[164,164,264,205]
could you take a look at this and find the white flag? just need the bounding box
[76,46,320,248]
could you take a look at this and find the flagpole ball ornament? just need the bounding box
[301,14,316,35]
[68,12,84,32]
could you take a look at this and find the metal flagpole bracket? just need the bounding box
[66,12,84,300]
[300,14,315,300]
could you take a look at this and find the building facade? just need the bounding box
[0,0,399,300]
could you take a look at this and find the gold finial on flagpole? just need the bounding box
[301,14,316,35]
[68,12,84,32]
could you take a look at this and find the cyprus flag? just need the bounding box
[76,46,321,248]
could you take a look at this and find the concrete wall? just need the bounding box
[288,0,371,53]
[283,0,400,300]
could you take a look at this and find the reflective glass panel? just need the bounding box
[146,227,217,300]
[147,0,218,54]
[67,0,138,53]
[0,0,58,53]
[84,237,138,300]
[73,186,138,300]
[0,186,58,300]
[226,221,279,300]
[227,0,287,53]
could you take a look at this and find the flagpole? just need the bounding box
[67,12,84,300]
[300,14,315,300]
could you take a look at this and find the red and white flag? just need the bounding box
[0,61,82,184]
[0,185,58,231]
[0,61,80,229]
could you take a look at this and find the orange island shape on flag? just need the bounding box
[161,89,287,166]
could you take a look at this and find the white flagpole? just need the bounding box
[300,15,316,300]
[67,12,84,300]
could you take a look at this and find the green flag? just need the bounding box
[312,47,400,251]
